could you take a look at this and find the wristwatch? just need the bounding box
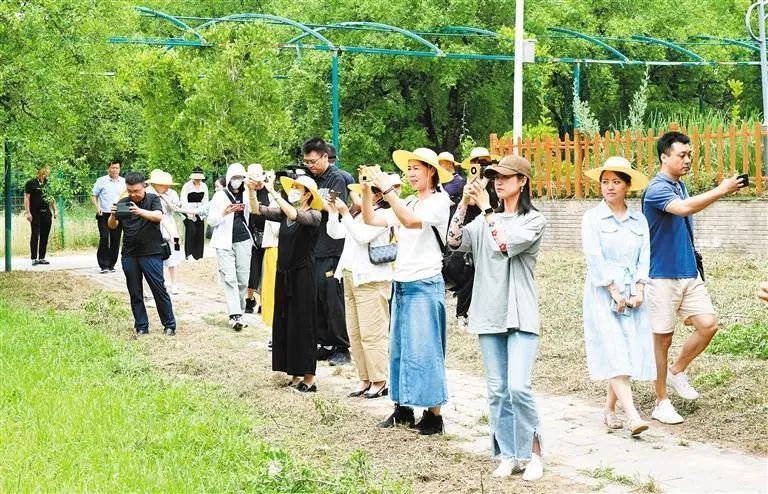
[483,207,494,216]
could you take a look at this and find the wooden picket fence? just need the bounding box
[489,122,765,198]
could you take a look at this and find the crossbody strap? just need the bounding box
[642,183,696,250]
[224,189,257,246]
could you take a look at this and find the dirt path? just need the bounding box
[14,254,768,493]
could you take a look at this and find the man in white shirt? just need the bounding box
[91,160,126,273]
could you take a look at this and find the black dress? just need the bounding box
[260,206,321,376]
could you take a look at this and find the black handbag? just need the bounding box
[430,226,474,291]
[368,228,397,264]
[160,241,172,261]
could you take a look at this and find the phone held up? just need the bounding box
[327,189,339,203]
[359,164,382,183]
[737,173,749,189]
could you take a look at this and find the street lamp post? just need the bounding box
[512,0,524,155]
[747,0,768,175]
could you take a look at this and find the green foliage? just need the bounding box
[708,322,768,360]
[727,79,744,125]
[692,366,735,391]
[0,301,407,493]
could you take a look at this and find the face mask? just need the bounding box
[229,179,243,190]
[287,189,302,205]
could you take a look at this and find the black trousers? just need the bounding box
[122,254,176,332]
[183,217,205,260]
[248,245,265,291]
[455,277,474,318]
[96,214,122,269]
[314,255,349,349]
[30,212,52,260]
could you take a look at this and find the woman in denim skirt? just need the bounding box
[447,155,547,481]
[362,147,452,435]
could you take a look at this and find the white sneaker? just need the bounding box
[667,369,699,400]
[651,399,684,424]
[492,459,523,478]
[522,453,544,481]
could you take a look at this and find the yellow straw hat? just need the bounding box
[279,175,323,210]
[584,156,649,192]
[392,148,453,184]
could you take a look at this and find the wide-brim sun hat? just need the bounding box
[279,175,323,210]
[437,151,458,168]
[348,173,402,195]
[483,154,532,180]
[247,163,266,182]
[584,156,649,192]
[147,169,178,186]
[460,146,501,170]
[392,147,453,184]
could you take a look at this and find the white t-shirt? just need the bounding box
[383,191,450,282]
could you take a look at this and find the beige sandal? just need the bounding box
[603,411,623,429]
[628,418,650,436]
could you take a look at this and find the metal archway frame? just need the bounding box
[111,6,766,160]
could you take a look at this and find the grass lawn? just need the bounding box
[0,298,407,493]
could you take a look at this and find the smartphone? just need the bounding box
[469,164,481,183]
[611,299,632,316]
[327,189,339,202]
[737,173,749,188]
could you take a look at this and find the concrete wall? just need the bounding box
[536,199,768,254]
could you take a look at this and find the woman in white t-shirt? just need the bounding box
[362,147,452,436]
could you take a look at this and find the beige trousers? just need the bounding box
[343,271,391,383]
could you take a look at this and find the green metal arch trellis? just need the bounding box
[110,6,765,161]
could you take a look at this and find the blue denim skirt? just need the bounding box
[389,274,448,408]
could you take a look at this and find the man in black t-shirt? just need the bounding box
[24,166,57,265]
[303,137,350,365]
[108,172,176,336]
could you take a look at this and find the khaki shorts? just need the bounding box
[647,277,716,334]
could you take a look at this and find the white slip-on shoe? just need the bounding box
[651,399,684,424]
[667,369,699,400]
[492,459,523,478]
[522,453,544,481]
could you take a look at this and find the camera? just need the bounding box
[274,165,307,189]
[327,189,339,203]
[359,164,381,183]
[116,201,133,219]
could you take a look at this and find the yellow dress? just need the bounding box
[260,246,278,328]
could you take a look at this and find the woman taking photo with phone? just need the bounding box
[447,155,547,481]
[252,173,322,393]
[581,156,654,436]
[208,163,253,331]
[362,148,452,435]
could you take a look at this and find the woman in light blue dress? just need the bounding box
[582,157,656,436]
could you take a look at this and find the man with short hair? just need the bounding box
[304,137,351,365]
[92,160,125,273]
[24,166,57,265]
[642,131,744,424]
[108,172,176,336]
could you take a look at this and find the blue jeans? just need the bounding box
[122,254,176,332]
[390,275,447,408]
[478,330,541,461]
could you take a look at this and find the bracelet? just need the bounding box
[381,186,395,196]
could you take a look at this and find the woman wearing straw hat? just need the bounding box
[582,156,654,437]
[437,151,465,211]
[251,173,322,392]
[146,169,185,295]
[208,163,254,331]
[180,167,209,261]
[362,147,452,435]
[447,155,547,481]
[326,174,402,400]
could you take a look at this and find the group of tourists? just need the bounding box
[22,130,764,483]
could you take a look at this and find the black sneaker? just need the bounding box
[31,259,40,266]
[108,267,116,273]
[295,382,317,393]
[378,404,415,428]
[136,328,149,336]
[328,349,351,366]
[244,298,256,314]
[164,327,176,336]
[317,346,334,361]
[229,315,245,332]
[99,268,108,274]
[414,410,444,435]
[38,259,50,265]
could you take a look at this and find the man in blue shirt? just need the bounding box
[642,131,744,425]
[92,160,126,273]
